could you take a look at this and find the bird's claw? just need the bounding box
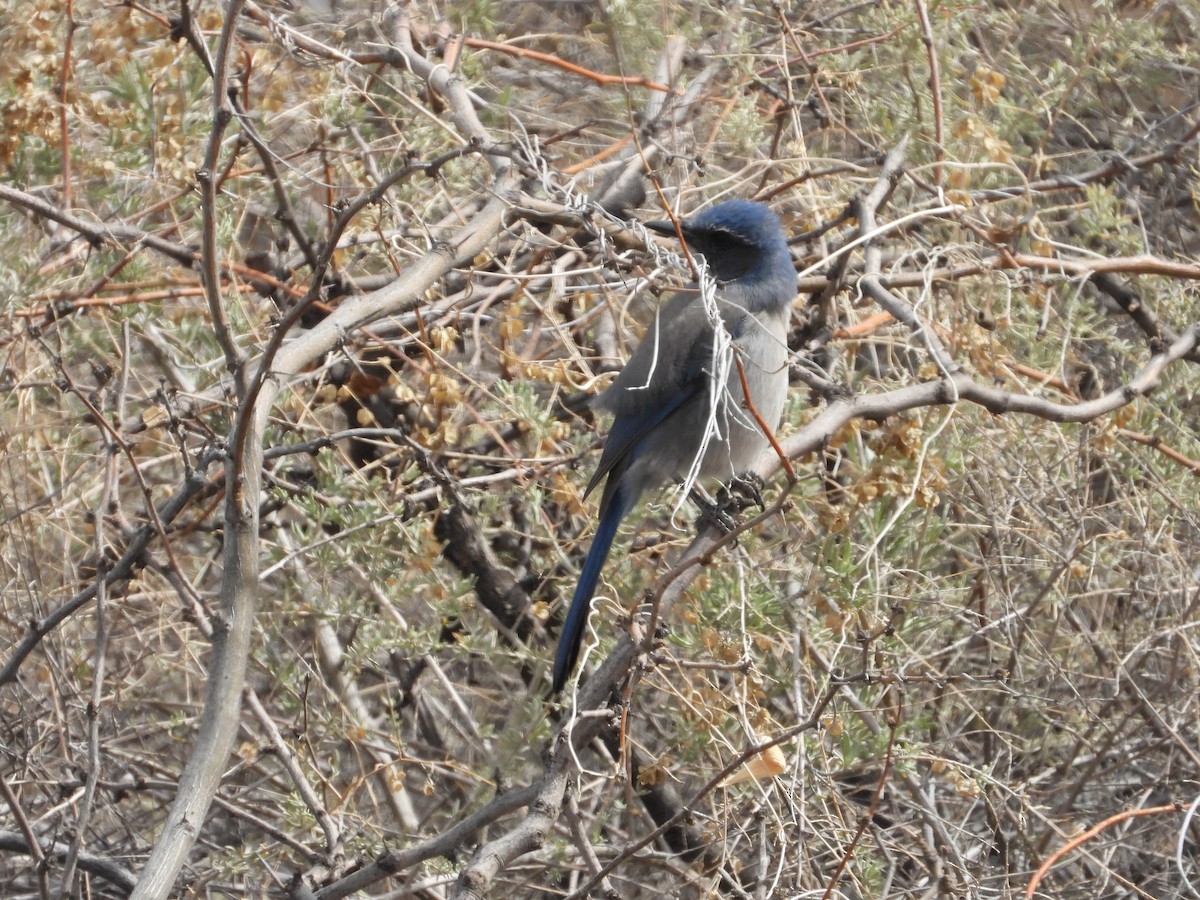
[693,474,766,535]
[727,472,766,512]
[693,490,739,534]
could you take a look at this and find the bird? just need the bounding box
[551,199,796,695]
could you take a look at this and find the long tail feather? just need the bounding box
[551,482,633,694]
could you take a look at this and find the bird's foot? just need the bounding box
[726,472,766,512]
[691,475,765,535]
[691,489,739,534]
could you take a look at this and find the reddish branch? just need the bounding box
[1024,802,1182,899]
[462,37,670,93]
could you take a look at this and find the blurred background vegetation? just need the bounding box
[2,0,1200,897]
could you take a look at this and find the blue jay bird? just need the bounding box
[552,199,796,694]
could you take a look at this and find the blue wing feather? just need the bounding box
[584,294,718,502]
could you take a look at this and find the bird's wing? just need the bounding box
[584,293,720,499]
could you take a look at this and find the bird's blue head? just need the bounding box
[646,199,793,293]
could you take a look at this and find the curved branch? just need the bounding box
[131,6,522,896]
[0,458,222,687]
[775,325,1198,467]
[973,115,1200,204]
[449,763,571,900]
[131,5,251,893]
[0,183,196,267]
[312,784,538,899]
[0,831,137,895]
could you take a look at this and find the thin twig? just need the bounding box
[1025,803,1182,898]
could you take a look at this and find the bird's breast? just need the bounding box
[699,309,790,477]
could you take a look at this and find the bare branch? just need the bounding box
[0,830,137,895]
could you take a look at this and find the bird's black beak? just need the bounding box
[644,219,682,238]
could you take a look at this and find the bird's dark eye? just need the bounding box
[700,226,754,248]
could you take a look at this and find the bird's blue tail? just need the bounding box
[551,483,633,694]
